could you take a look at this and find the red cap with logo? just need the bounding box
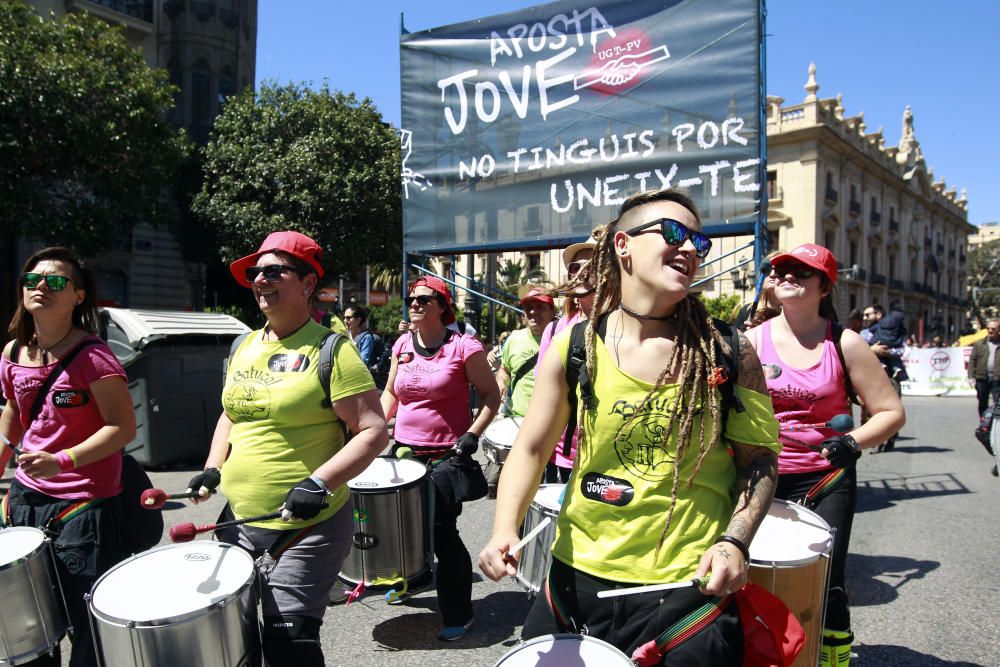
[408,275,456,325]
[230,231,324,287]
[771,243,839,284]
[518,287,555,307]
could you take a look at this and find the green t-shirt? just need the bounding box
[549,328,781,583]
[220,321,375,529]
[501,327,541,417]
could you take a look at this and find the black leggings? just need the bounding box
[775,467,857,631]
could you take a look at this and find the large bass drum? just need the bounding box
[0,527,67,665]
[339,457,431,589]
[88,541,260,667]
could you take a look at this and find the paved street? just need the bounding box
[24,395,999,666]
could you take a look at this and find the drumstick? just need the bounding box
[140,488,215,510]
[596,575,711,599]
[0,433,21,458]
[169,510,283,543]
[779,414,853,433]
[505,516,552,560]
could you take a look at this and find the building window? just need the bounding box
[767,229,779,252]
[219,65,236,103]
[766,170,778,200]
[824,230,836,254]
[849,240,858,268]
[870,253,878,276]
[888,254,896,281]
[526,253,541,272]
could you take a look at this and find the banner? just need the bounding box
[901,346,975,397]
[400,0,764,254]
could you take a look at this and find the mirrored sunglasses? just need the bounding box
[22,273,74,291]
[624,218,713,259]
[567,259,590,277]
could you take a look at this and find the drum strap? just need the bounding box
[267,523,318,560]
[0,491,104,534]
[803,468,847,509]
[543,577,577,633]
[631,595,729,667]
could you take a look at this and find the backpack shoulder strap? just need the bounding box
[831,322,859,405]
[712,319,744,420]
[562,320,590,457]
[8,341,21,363]
[28,339,101,423]
[225,331,251,375]
[318,332,346,408]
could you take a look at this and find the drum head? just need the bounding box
[91,542,255,622]
[0,527,45,566]
[496,634,632,666]
[349,457,426,490]
[484,417,520,446]
[750,499,832,566]
[532,484,565,512]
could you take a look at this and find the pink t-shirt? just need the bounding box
[0,336,127,499]
[534,313,583,469]
[392,331,484,449]
[755,320,849,475]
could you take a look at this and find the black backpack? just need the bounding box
[561,317,744,456]
[369,334,391,391]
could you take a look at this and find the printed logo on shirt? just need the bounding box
[224,380,272,421]
[581,472,634,506]
[52,390,89,408]
[398,352,414,364]
[608,397,704,481]
[267,353,310,373]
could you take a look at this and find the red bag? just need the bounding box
[734,583,806,667]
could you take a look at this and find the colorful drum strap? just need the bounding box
[543,577,577,633]
[0,491,104,535]
[266,523,317,560]
[631,595,729,667]
[802,468,847,509]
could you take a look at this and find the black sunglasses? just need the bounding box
[22,273,75,291]
[407,294,442,308]
[245,264,299,282]
[623,218,713,259]
[772,262,817,280]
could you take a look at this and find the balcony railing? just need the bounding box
[871,273,886,286]
[82,0,153,23]
[889,219,900,232]
[825,187,839,204]
[937,244,944,254]
[890,278,904,291]
[924,238,932,249]
[870,211,881,225]
[849,200,861,216]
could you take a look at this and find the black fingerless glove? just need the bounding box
[186,467,221,494]
[818,434,862,469]
[453,432,480,457]
[282,477,329,520]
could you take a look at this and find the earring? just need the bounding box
[303,289,309,295]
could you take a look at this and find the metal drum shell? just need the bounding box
[514,484,563,595]
[88,542,260,667]
[495,633,633,666]
[483,417,520,465]
[339,457,430,588]
[0,527,67,666]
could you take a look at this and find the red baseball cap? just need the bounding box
[771,243,839,284]
[408,276,456,325]
[230,231,325,287]
[518,287,555,307]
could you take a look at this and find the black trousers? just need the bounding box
[523,557,742,665]
[975,378,1000,416]
[394,443,473,627]
[775,467,857,632]
[6,481,125,667]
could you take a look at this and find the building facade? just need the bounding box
[24,0,258,310]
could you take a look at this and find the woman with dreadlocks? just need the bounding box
[479,189,781,664]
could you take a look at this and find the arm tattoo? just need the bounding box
[715,545,731,560]
[735,332,768,394]
[727,444,778,544]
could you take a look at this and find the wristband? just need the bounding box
[56,450,76,472]
[308,475,331,495]
[716,535,751,563]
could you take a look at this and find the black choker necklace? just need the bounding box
[620,304,677,322]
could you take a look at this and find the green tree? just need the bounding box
[0,1,187,256]
[194,82,401,279]
[699,293,742,322]
[967,239,1000,327]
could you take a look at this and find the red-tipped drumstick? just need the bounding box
[140,488,214,510]
[169,510,283,543]
[779,414,853,433]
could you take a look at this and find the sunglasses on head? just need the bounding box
[772,262,817,280]
[245,264,299,282]
[567,259,590,277]
[407,294,441,308]
[22,273,74,291]
[623,218,713,259]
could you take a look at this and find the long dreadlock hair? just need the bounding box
[575,189,732,552]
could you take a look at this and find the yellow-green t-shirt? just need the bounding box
[549,329,780,583]
[221,321,375,529]
[502,327,541,417]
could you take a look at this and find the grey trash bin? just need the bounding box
[101,308,251,467]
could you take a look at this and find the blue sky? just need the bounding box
[256,0,999,226]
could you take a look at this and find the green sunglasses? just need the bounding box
[22,273,75,292]
[624,218,713,259]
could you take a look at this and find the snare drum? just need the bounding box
[88,541,260,667]
[748,499,833,667]
[340,457,430,588]
[483,416,520,465]
[515,484,563,595]
[495,634,633,666]
[0,527,67,665]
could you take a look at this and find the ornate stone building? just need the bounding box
[24,0,258,310]
[702,64,973,340]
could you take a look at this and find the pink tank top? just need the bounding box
[756,320,850,474]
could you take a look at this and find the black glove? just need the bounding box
[453,432,480,457]
[281,477,329,520]
[816,434,862,469]
[186,467,221,497]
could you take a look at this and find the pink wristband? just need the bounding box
[55,450,75,472]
